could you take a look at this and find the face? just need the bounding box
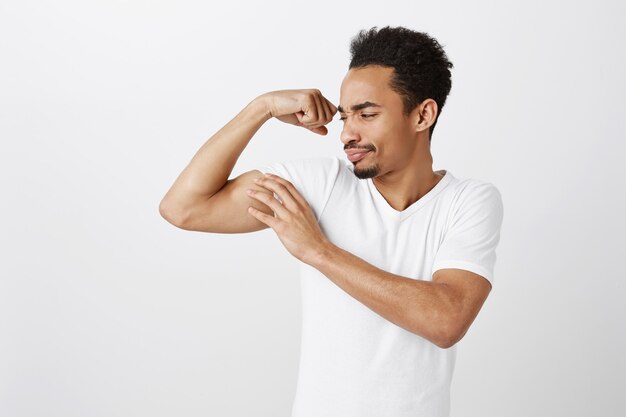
[338,65,419,180]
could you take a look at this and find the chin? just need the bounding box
[353,163,380,180]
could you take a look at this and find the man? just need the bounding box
[160,26,504,417]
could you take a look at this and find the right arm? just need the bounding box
[158,90,336,233]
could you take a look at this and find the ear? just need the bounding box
[410,99,438,133]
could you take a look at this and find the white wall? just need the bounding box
[1,1,625,416]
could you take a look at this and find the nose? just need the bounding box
[340,116,361,146]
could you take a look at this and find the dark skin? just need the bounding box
[247,65,491,349]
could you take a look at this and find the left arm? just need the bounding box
[309,242,491,349]
[247,173,492,349]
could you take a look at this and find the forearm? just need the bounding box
[160,97,271,213]
[309,242,460,348]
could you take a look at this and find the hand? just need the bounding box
[246,173,330,265]
[255,89,337,135]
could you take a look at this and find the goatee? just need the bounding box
[353,163,380,179]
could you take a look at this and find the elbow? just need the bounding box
[159,199,188,228]
[430,319,467,350]
[434,333,461,350]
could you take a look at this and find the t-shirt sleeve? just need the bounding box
[431,182,504,287]
[255,156,341,222]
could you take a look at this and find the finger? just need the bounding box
[299,93,319,126]
[311,92,327,127]
[326,99,338,116]
[261,174,309,209]
[327,102,337,121]
[319,95,334,123]
[316,92,333,127]
[247,206,279,228]
[252,177,297,212]
[247,187,290,218]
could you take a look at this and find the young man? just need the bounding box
[160,26,504,417]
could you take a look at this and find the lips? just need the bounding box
[345,149,372,163]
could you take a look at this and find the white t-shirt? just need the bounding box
[257,156,504,417]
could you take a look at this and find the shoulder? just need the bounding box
[444,175,504,219]
[445,172,502,202]
[256,156,345,220]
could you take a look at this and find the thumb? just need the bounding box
[295,111,307,124]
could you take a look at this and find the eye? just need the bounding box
[338,113,377,121]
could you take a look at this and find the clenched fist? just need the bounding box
[256,89,338,135]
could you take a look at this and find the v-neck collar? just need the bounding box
[366,169,454,221]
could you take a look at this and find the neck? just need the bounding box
[372,147,443,212]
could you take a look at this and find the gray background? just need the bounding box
[1,1,625,416]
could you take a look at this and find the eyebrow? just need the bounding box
[337,101,381,113]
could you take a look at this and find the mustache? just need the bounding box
[344,143,376,152]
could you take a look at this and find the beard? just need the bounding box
[353,162,380,179]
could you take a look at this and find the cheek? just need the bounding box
[377,124,412,155]
[369,117,404,146]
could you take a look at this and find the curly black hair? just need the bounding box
[349,26,454,140]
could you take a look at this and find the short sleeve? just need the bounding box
[255,156,341,222]
[431,182,504,286]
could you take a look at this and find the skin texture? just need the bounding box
[339,66,445,210]
[247,65,491,349]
